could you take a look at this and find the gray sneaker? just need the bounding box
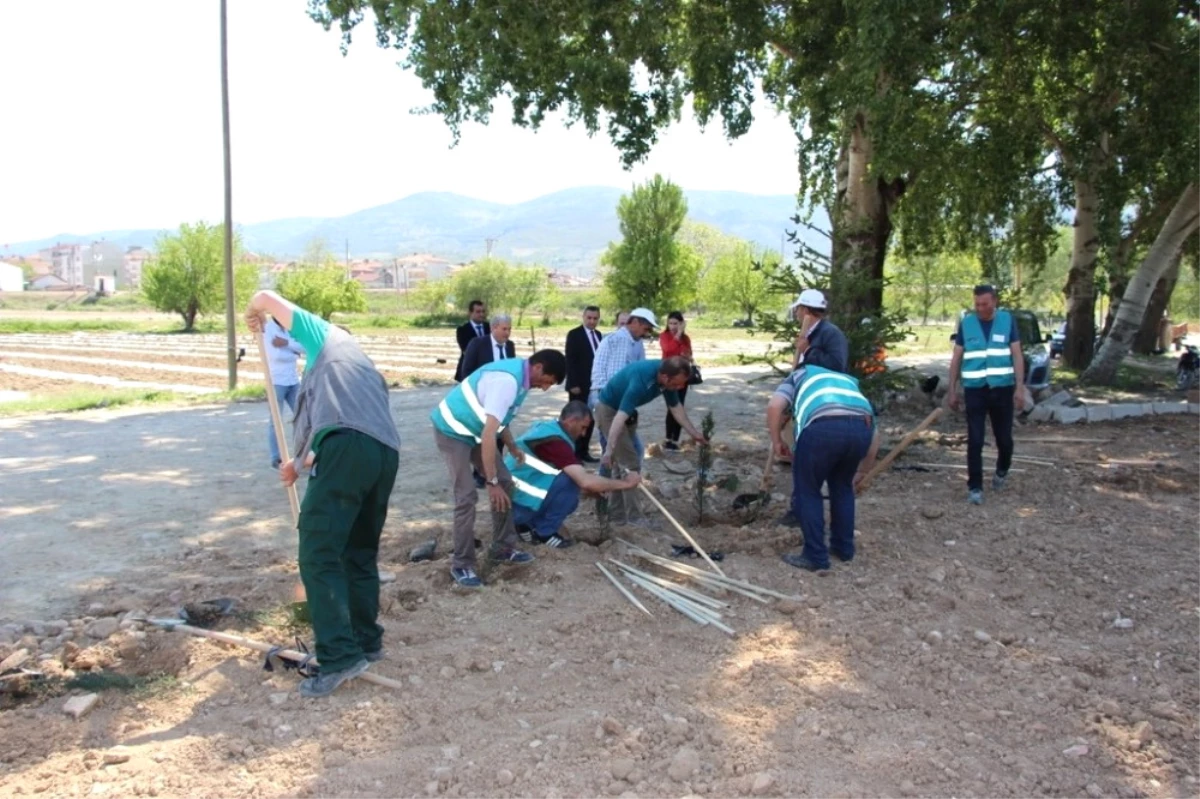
[299,658,369,698]
[968,489,984,505]
[992,472,1007,491]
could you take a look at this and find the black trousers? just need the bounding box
[570,389,595,457]
[665,385,689,443]
[965,385,1015,491]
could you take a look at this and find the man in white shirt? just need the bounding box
[264,316,304,468]
[587,307,657,438]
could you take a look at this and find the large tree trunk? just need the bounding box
[830,113,905,323]
[1062,175,1102,369]
[1132,251,1182,353]
[1082,183,1200,384]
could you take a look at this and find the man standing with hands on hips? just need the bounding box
[947,284,1025,505]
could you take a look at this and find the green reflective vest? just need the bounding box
[430,359,529,444]
[505,420,576,510]
[960,311,1016,388]
[790,366,874,439]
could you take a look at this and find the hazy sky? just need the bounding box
[0,1,802,244]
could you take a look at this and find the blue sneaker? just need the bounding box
[968,489,984,505]
[489,548,534,565]
[298,658,369,698]
[451,567,482,588]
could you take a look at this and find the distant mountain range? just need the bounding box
[6,187,829,274]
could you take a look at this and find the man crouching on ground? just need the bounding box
[244,290,401,699]
[507,401,643,548]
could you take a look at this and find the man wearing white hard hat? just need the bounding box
[789,289,849,374]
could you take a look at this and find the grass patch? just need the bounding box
[1051,362,1167,394]
[65,671,183,698]
[0,318,228,335]
[0,388,179,416]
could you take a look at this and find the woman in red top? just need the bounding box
[659,311,693,450]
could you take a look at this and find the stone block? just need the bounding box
[1026,404,1055,423]
[1044,390,1076,407]
[1189,403,1199,415]
[63,693,99,720]
[1056,407,1087,424]
[1152,402,1188,415]
[1109,404,1143,420]
[1086,405,1113,423]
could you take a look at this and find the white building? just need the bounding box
[0,262,24,291]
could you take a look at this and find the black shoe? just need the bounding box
[782,552,829,571]
[774,511,802,528]
[832,550,854,563]
[662,441,681,452]
[516,524,534,543]
[536,533,575,549]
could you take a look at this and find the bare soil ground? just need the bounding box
[0,371,1197,799]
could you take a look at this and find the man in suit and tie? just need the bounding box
[454,300,490,382]
[564,306,602,461]
[461,314,516,378]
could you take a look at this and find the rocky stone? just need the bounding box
[898,779,917,796]
[924,631,943,645]
[86,618,120,640]
[775,599,802,616]
[63,693,100,720]
[920,507,945,520]
[1086,783,1104,798]
[1131,721,1153,744]
[269,692,289,706]
[496,769,515,787]
[441,745,461,760]
[439,666,457,679]
[973,630,992,643]
[751,772,776,796]
[667,747,701,782]
[611,758,636,781]
[602,717,625,736]
[103,746,132,765]
[1062,744,1089,758]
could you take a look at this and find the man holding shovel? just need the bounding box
[244,290,401,698]
[766,365,881,571]
[430,349,568,588]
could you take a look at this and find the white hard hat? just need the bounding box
[788,288,828,313]
[628,307,659,328]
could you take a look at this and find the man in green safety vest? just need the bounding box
[505,401,643,548]
[767,365,881,571]
[947,285,1027,505]
[431,349,568,588]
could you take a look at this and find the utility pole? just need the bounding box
[485,237,498,258]
[220,0,237,391]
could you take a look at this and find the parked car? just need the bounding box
[1012,310,1052,392]
[1049,322,1066,358]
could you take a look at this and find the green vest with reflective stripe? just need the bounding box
[430,359,529,444]
[791,366,874,439]
[505,420,576,510]
[960,311,1015,388]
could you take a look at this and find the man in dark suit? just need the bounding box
[454,299,489,382]
[563,306,602,461]
[461,314,516,379]
[789,289,849,373]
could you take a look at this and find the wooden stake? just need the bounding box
[912,463,1027,473]
[636,483,725,576]
[146,621,406,691]
[856,407,943,493]
[256,331,300,524]
[608,559,729,609]
[596,563,653,617]
[619,541,799,601]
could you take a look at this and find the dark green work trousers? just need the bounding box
[298,429,399,673]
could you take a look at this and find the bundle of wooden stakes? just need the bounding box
[596,540,801,636]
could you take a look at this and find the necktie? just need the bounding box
[475,324,483,337]
[589,330,598,351]
[496,343,505,361]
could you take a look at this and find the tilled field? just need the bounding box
[0,331,773,397]
[0,373,1196,799]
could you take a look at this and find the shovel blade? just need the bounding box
[409,539,437,563]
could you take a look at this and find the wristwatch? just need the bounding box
[486,476,500,486]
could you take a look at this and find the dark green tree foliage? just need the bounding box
[602,175,698,313]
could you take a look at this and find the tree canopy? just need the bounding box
[601,175,698,314]
[141,222,258,332]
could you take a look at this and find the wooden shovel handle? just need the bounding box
[256,332,300,524]
[856,407,944,494]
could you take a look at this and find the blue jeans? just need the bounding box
[267,383,300,465]
[512,473,580,540]
[791,415,873,567]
